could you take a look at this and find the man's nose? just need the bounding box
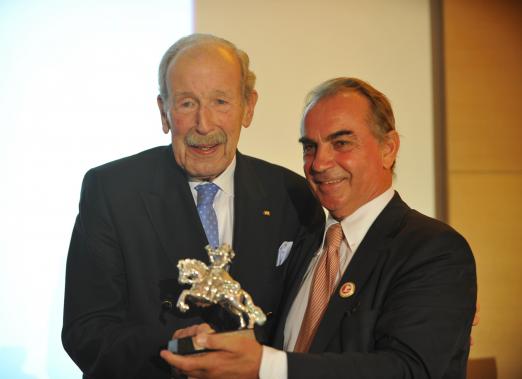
[311,145,334,172]
[195,104,213,134]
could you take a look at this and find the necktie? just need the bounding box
[294,223,343,352]
[195,182,220,248]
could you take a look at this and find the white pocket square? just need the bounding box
[276,241,293,267]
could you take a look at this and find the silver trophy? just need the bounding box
[168,244,266,354]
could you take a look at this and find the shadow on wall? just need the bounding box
[0,347,37,379]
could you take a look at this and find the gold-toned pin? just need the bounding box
[263,210,271,216]
[339,282,356,298]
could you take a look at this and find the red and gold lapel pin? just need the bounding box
[339,282,356,298]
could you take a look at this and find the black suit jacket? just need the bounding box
[62,146,323,378]
[273,193,476,379]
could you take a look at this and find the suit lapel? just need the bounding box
[309,193,410,353]
[141,146,209,267]
[308,235,389,353]
[229,152,270,279]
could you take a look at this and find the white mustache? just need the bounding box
[185,131,227,147]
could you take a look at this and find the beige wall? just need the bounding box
[195,0,522,376]
[444,0,522,378]
[195,0,436,216]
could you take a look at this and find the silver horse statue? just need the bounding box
[176,244,266,329]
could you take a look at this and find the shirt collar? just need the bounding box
[188,156,236,196]
[324,187,394,253]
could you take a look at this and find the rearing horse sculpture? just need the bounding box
[176,244,266,329]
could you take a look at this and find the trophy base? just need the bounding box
[168,328,256,355]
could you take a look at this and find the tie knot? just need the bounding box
[325,223,343,251]
[195,182,220,206]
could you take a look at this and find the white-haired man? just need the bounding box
[62,34,323,379]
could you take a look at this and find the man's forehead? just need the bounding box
[171,42,239,70]
[166,42,242,95]
[302,92,371,133]
[310,91,369,115]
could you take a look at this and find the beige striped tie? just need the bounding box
[294,223,343,352]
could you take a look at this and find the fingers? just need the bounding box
[196,323,215,335]
[173,325,200,340]
[195,329,254,352]
[160,335,263,379]
[160,350,207,378]
[172,323,214,339]
[195,332,234,352]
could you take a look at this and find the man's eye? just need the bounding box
[175,98,197,111]
[333,140,351,149]
[181,100,195,108]
[213,98,232,112]
[302,144,316,154]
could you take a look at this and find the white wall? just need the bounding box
[0,1,193,378]
[195,0,435,216]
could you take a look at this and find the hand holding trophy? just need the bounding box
[168,244,266,354]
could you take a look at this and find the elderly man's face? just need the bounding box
[158,44,257,180]
[300,91,398,220]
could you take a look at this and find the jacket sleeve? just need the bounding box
[62,169,172,378]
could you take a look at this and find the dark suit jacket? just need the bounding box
[62,146,324,379]
[273,193,476,379]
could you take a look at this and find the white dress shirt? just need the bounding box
[259,187,395,379]
[188,157,236,246]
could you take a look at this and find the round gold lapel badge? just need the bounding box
[339,282,356,298]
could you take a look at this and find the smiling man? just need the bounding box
[161,77,477,379]
[61,34,323,379]
[156,38,257,180]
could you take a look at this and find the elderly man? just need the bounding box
[161,78,477,379]
[62,34,323,378]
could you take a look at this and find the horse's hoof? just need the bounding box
[178,304,189,312]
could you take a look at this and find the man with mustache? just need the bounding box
[160,77,477,379]
[62,34,323,378]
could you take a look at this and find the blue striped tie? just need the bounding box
[195,182,220,248]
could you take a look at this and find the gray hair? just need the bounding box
[158,33,256,105]
[301,77,396,142]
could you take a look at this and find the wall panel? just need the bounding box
[444,0,522,377]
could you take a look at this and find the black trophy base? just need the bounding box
[168,328,256,355]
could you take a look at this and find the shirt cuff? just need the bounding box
[259,345,288,379]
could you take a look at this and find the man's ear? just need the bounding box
[241,90,258,128]
[381,130,400,169]
[157,95,170,134]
